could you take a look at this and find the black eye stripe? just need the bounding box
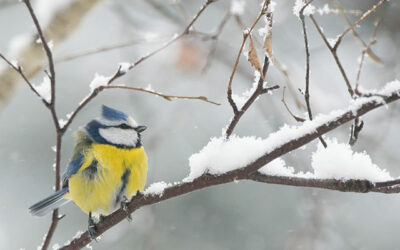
[115,123,132,129]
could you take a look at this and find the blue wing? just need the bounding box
[62,154,84,185]
[62,131,92,186]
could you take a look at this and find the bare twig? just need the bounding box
[310,15,354,97]
[21,0,63,249]
[310,0,387,97]
[60,0,214,134]
[355,18,382,92]
[281,86,306,122]
[101,85,220,105]
[299,0,327,147]
[0,54,43,101]
[227,0,270,115]
[333,0,387,51]
[338,6,382,64]
[131,0,214,69]
[55,36,170,63]
[60,85,400,249]
[225,55,279,138]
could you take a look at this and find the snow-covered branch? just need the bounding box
[60,81,400,249]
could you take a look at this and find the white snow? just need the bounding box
[52,244,60,250]
[34,76,51,103]
[119,62,131,73]
[47,40,54,50]
[293,0,316,17]
[145,84,155,92]
[186,81,399,182]
[258,138,392,182]
[230,0,245,16]
[311,138,392,181]
[259,158,314,178]
[90,73,111,92]
[144,181,171,196]
[378,79,400,95]
[269,1,277,12]
[59,119,67,128]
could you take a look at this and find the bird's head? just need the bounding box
[84,105,147,148]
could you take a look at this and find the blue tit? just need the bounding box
[29,105,148,237]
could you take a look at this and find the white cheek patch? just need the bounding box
[99,128,138,147]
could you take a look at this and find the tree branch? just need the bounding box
[227,0,270,115]
[60,84,400,250]
[299,0,327,148]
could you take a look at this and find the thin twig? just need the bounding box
[355,18,382,92]
[101,85,220,105]
[281,86,306,122]
[60,0,215,134]
[55,36,170,63]
[225,55,279,138]
[333,0,387,51]
[299,1,327,147]
[60,85,400,249]
[22,0,62,249]
[310,15,354,97]
[338,5,382,64]
[0,54,44,102]
[227,0,269,115]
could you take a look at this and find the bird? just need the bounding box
[29,105,148,238]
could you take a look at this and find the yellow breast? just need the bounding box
[65,144,148,215]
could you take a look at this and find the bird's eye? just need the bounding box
[119,123,131,129]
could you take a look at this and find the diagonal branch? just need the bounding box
[60,84,400,250]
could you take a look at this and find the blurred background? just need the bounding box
[0,0,400,249]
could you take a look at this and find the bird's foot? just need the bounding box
[121,195,132,221]
[88,212,97,240]
[135,190,144,198]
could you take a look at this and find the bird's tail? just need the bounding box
[29,187,71,217]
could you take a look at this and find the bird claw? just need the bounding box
[88,212,97,240]
[121,196,132,221]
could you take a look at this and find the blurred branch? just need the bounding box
[355,18,382,92]
[0,0,100,111]
[201,12,231,72]
[101,85,220,105]
[55,36,170,63]
[60,85,400,249]
[337,3,382,64]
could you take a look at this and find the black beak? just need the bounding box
[135,125,147,133]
